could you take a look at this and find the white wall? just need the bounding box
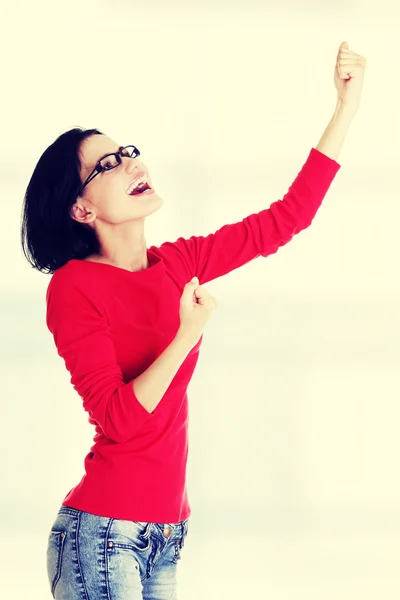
[1,0,399,598]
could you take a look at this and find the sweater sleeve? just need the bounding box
[157,148,341,284]
[46,273,154,444]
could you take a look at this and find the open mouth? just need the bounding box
[129,181,152,195]
[127,173,155,196]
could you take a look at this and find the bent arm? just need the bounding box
[132,330,196,414]
[46,274,194,444]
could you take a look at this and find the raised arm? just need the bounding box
[153,42,366,286]
[156,146,341,285]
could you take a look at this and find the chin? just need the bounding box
[145,192,164,213]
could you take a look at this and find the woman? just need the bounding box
[20,41,365,599]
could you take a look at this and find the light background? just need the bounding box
[1,0,399,598]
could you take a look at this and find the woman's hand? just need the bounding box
[334,41,367,113]
[177,277,219,346]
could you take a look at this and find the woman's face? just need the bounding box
[71,134,163,226]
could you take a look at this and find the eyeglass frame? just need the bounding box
[76,144,141,197]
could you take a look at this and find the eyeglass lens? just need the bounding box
[99,146,138,170]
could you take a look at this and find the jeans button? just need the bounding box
[163,526,172,538]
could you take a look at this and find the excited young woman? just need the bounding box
[20,40,366,600]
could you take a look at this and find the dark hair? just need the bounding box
[20,126,104,274]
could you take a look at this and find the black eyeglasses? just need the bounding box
[77,145,140,196]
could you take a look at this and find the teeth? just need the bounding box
[127,175,148,194]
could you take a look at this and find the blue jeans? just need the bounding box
[46,506,189,599]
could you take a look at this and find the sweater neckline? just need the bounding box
[69,248,164,276]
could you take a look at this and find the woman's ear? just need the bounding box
[70,201,95,224]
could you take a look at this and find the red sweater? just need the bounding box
[46,148,340,523]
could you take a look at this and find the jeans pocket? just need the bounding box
[46,529,67,598]
[180,520,189,550]
[173,523,189,563]
[108,521,152,553]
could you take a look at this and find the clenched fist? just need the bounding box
[177,277,219,345]
[334,41,367,112]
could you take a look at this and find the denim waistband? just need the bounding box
[57,506,189,531]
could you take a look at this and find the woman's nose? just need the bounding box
[125,158,142,174]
